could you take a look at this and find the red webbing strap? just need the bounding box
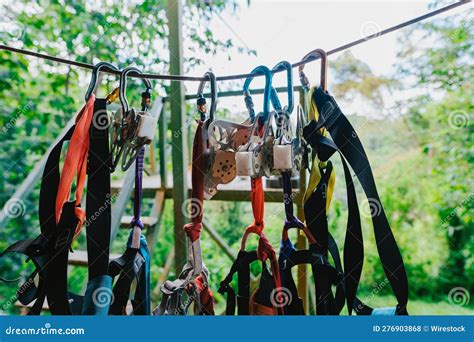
[194,275,215,315]
[55,95,95,237]
[183,119,215,313]
[183,120,204,242]
[258,235,283,315]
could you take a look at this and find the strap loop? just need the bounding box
[183,222,203,243]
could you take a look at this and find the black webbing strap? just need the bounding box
[218,250,258,315]
[0,236,49,315]
[280,243,343,314]
[306,134,363,314]
[85,98,111,280]
[218,283,236,315]
[278,240,305,315]
[108,248,145,315]
[39,125,77,315]
[305,87,409,312]
[7,125,76,314]
[80,98,114,315]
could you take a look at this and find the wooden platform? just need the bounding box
[112,174,302,203]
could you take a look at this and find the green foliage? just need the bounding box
[331,51,394,108]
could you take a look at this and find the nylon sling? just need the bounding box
[182,118,215,315]
[219,167,283,315]
[154,119,214,315]
[278,171,308,315]
[109,146,151,315]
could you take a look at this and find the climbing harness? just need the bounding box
[300,49,409,315]
[154,72,216,316]
[0,62,119,315]
[110,67,156,172]
[219,66,283,315]
[108,67,152,315]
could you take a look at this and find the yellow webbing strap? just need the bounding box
[302,87,335,216]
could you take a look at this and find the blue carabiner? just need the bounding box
[242,65,272,124]
[270,61,294,114]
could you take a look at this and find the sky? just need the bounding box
[185,0,468,116]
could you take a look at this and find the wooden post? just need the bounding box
[167,0,188,276]
[158,105,168,188]
[296,89,309,312]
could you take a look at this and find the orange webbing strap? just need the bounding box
[55,95,96,237]
[240,177,265,249]
[240,177,283,315]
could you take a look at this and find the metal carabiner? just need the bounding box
[242,65,273,124]
[298,48,327,91]
[196,71,217,124]
[270,61,294,139]
[270,61,294,114]
[85,61,119,101]
[110,66,153,172]
[118,66,152,115]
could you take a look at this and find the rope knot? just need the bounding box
[184,222,202,242]
[254,220,264,234]
[131,217,144,230]
[257,235,276,262]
